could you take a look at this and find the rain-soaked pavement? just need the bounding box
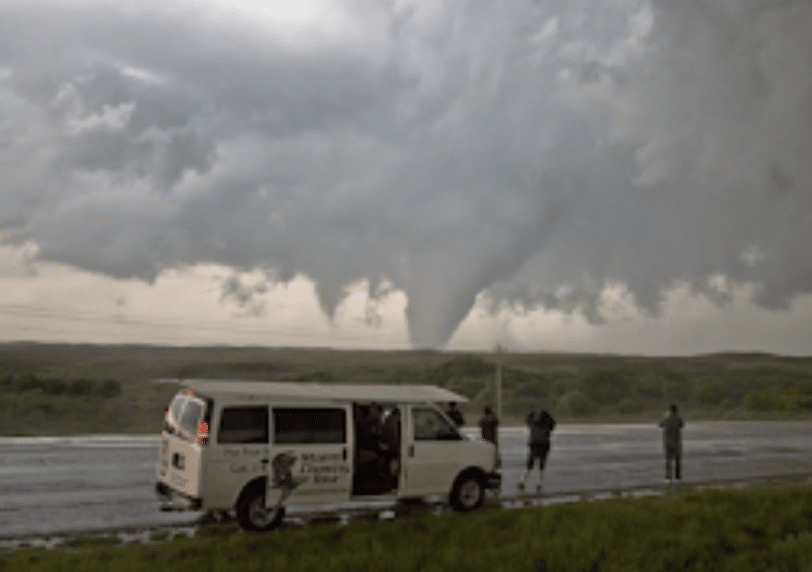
[2,421,812,541]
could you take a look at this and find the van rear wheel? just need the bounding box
[450,473,485,512]
[237,489,285,531]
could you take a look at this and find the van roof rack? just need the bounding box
[165,379,470,404]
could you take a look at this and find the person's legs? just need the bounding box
[674,452,681,480]
[665,446,676,480]
[536,443,550,492]
[519,447,538,490]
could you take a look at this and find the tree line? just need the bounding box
[0,374,121,399]
[377,354,812,419]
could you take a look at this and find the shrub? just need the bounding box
[662,369,691,401]
[549,376,573,402]
[67,380,95,397]
[442,355,495,377]
[636,372,664,399]
[95,379,121,399]
[19,389,55,415]
[557,389,597,415]
[41,378,69,396]
[787,384,812,411]
[581,369,630,404]
[386,368,421,385]
[444,377,483,400]
[514,380,548,400]
[13,374,39,393]
[616,398,644,414]
[743,389,782,411]
[294,371,336,382]
[693,379,726,405]
[0,374,13,392]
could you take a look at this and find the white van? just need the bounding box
[155,380,501,530]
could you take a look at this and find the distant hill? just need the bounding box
[1,343,811,435]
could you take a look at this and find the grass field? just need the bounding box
[4,483,812,571]
[1,342,811,435]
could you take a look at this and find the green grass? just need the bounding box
[5,484,812,571]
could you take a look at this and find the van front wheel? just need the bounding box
[450,473,484,512]
[237,490,285,532]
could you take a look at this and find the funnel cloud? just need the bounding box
[0,0,810,348]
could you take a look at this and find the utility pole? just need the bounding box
[495,344,503,421]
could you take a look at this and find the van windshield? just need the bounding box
[164,393,207,442]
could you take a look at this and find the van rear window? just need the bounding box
[218,407,269,444]
[164,393,208,442]
[168,395,186,428]
[274,408,346,444]
[181,400,204,435]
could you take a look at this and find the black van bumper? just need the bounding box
[156,481,202,511]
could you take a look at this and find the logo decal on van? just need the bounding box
[272,453,295,488]
[272,452,307,490]
[271,452,306,506]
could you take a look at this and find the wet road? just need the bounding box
[2,421,812,537]
[0,435,195,537]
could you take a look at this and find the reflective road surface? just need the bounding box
[2,421,812,537]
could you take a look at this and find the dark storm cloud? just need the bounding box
[492,0,812,324]
[0,0,810,347]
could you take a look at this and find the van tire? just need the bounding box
[449,472,485,512]
[237,488,285,532]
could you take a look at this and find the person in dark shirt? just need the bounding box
[659,404,684,482]
[446,402,465,427]
[479,406,499,445]
[479,406,500,469]
[519,408,556,493]
[355,404,382,470]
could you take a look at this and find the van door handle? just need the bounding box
[408,445,414,457]
[261,458,269,465]
[342,447,347,461]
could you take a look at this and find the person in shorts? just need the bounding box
[519,408,556,493]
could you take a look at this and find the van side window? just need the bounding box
[274,408,346,444]
[413,407,461,441]
[218,407,269,444]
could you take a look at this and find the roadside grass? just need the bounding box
[5,485,812,571]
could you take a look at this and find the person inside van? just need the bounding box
[380,407,401,486]
[355,403,403,495]
[354,404,382,491]
[355,405,379,465]
[367,402,383,432]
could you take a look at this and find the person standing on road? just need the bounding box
[446,402,465,427]
[479,406,500,468]
[659,404,684,482]
[519,408,556,493]
[479,406,499,445]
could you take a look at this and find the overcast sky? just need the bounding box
[1,0,811,355]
